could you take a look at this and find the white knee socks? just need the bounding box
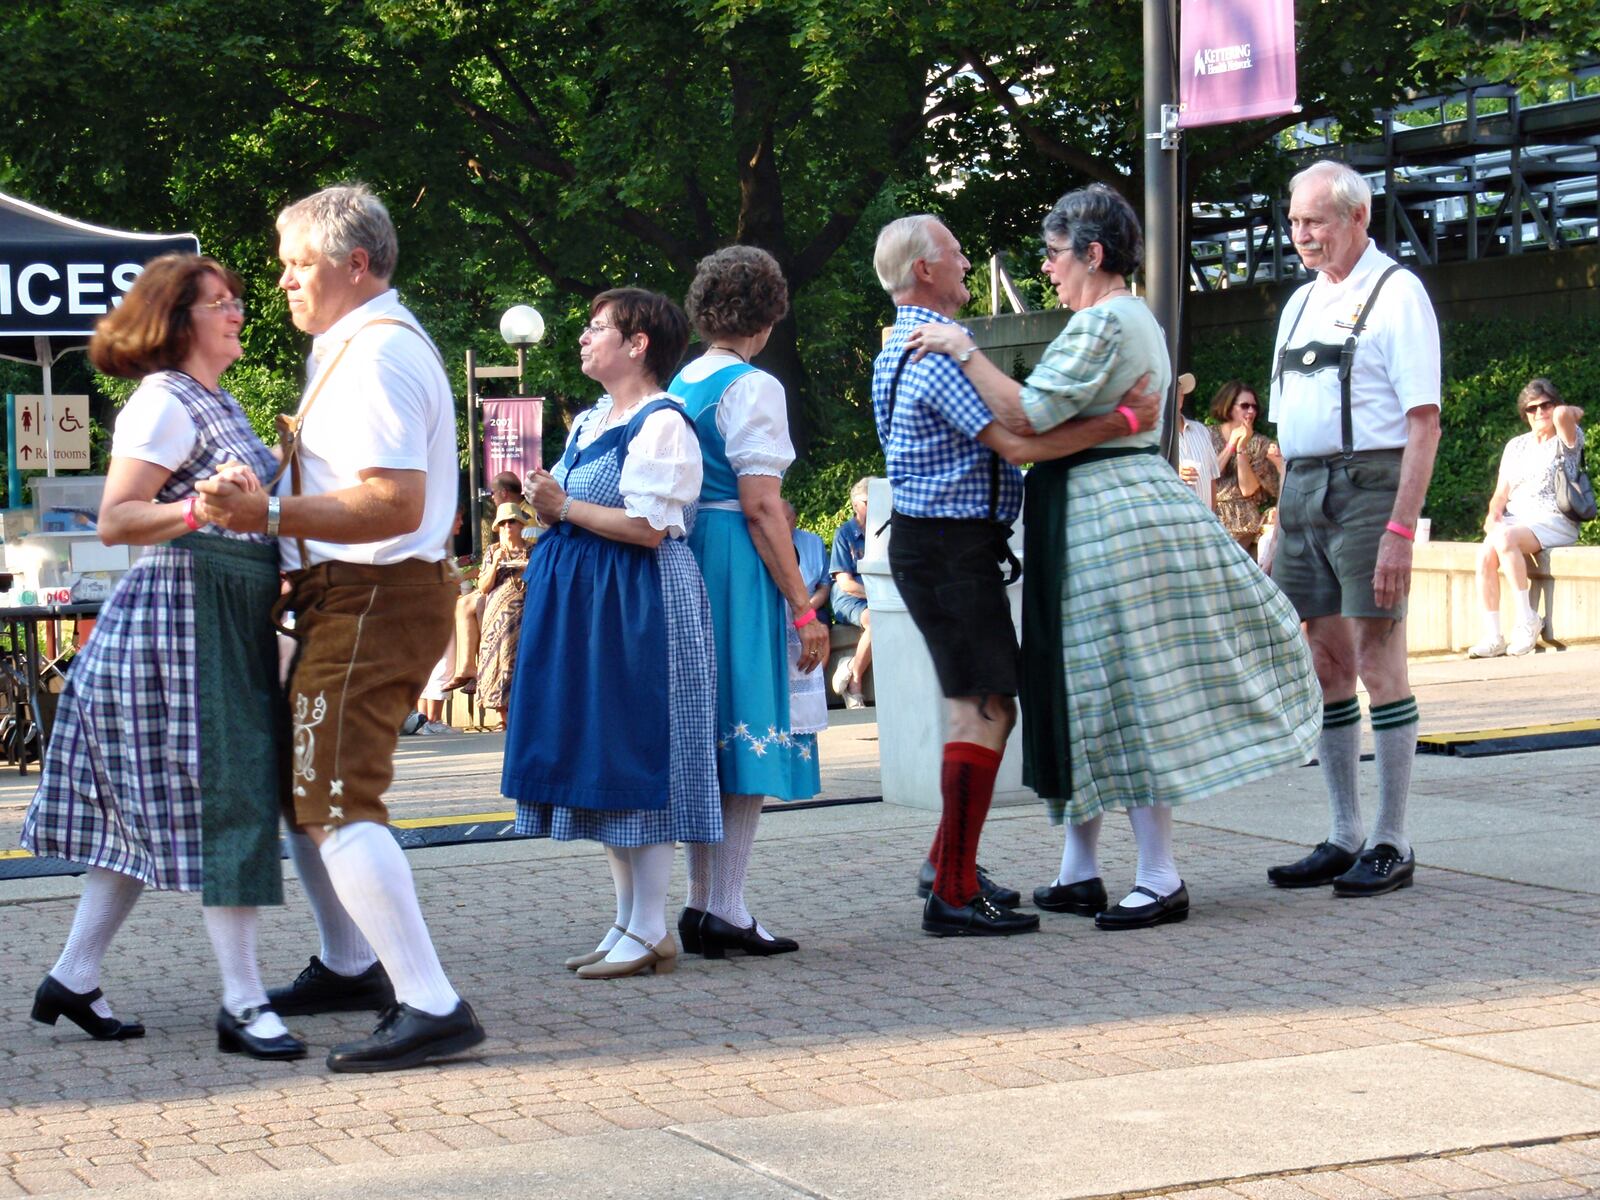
[1124,805,1181,907]
[1369,697,1420,858]
[286,829,377,977]
[1319,697,1367,853]
[201,906,289,1039]
[51,866,144,1018]
[1057,814,1103,885]
[595,844,633,955]
[603,842,675,964]
[707,793,764,929]
[318,822,459,1017]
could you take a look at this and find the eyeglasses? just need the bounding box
[581,321,616,337]
[195,298,246,317]
[1042,242,1070,263]
[1236,402,1259,412]
[1524,399,1557,415]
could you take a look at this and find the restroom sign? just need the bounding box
[14,395,91,470]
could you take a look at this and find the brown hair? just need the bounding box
[1518,377,1561,415]
[89,254,243,379]
[1208,378,1259,423]
[590,288,689,387]
[684,245,790,339]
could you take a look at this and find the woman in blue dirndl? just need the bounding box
[669,247,832,959]
[501,288,718,979]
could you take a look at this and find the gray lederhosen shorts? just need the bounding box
[1275,449,1405,622]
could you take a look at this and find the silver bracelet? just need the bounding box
[265,496,281,538]
[557,495,574,523]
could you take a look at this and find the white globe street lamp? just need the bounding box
[499,305,545,346]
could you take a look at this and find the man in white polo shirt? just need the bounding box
[198,184,484,1071]
[1264,160,1441,899]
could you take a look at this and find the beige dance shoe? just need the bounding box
[574,931,679,979]
[564,924,626,971]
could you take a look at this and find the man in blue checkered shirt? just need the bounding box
[871,214,1156,938]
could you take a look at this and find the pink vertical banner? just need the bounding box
[482,397,543,483]
[1178,0,1297,129]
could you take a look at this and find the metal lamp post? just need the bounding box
[465,305,545,560]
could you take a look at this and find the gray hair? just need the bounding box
[1042,184,1143,278]
[277,183,399,279]
[850,477,870,505]
[874,214,945,298]
[1290,160,1372,222]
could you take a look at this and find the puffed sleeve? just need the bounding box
[716,370,795,477]
[620,405,704,537]
[1018,306,1123,433]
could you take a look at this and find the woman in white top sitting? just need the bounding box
[1470,377,1586,658]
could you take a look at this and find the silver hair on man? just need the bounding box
[1290,161,1372,223]
[277,183,400,279]
[873,214,944,298]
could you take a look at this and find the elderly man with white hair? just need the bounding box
[198,184,485,1071]
[1265,160,1441,899]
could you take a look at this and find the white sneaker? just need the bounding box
[1466,635,1506,659]
[831,656,855,698]
[1506,618,1541,656]
[844,691,866,710]
[417,720,453,735]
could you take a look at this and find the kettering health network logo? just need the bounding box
[1194,44,1254,76]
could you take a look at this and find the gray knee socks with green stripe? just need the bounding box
[1319,695,1418,858]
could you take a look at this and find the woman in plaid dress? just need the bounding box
[909,186,1320,931]
[501,289,718,980]
[21,256,304,1059]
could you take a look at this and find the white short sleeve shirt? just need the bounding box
[111,378,199,469]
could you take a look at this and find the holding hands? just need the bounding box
[194,461,267,531]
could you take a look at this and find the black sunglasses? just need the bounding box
[1523,399,1557,415]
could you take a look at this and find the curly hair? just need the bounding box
[684,245,789,339]
[89,254,244,380]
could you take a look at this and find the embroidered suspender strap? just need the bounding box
[1338,264,1402,459]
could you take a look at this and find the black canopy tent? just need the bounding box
[0,191,199,476]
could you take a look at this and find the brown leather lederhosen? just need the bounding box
[272,319,458,829]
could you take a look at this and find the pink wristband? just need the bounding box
[182,496,203,532]
[1385,520,1415,541]
[1116,404,1140,435]
[793,606,818,629]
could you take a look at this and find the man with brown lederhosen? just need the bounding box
[197,184,484,1072]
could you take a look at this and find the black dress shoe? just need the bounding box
[326,1000,486,1074]
[1094,884,1190,930]
[699,912,799,958]
[1267,841,1359,889]
[677,907,706,955]
[268,956,396,1016]
[31,975,144,1041]
[922,892,1040,937]
[1033,877,1109,916]
[216,1007,307,1061]
[915,859,1023,908]
[1332,844,1415,897]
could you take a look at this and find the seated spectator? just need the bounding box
[1174,373,1218,511]
[475,503,533,729]
[829,477,874,708]
[1469,378,1586,658]
[447,477,533,692]
[786,501,830,733]
[1209,379,1282,556]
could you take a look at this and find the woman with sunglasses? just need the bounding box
[21,254,304,1060]
[1469,378,1587,658]
[1209,380,1282,557]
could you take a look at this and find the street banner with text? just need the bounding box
[483,397,543,485]
[1178,0,1297,128]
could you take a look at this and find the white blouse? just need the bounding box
[673,352,795,478]
[565,394,703,537]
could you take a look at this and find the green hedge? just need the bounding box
[1188,311,1600,544]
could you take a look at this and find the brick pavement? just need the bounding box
[3,788,1598,1197]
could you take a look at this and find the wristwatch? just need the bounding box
[957,342,976,365]
[265,496,281,538]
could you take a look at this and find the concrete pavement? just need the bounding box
[0,651,1597,1199]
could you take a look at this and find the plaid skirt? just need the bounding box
[1021,453,1321,825]
[20,536,285,903]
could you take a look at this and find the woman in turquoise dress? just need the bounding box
[909,185,1320,930]
[669,246,831,958]
[501,288,719,979]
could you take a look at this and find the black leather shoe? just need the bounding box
[700,912,799,958]
[31,975,144,1041]
[677,907,706,955]
[1332,844,1415,897]
[216,1007,307,1061]
[922,892,1040,937]
[1094,884,1190,930]
[916,859,1023,908]
[326,1000,486,1074]
[1267,842,1359,889]
[1033,877,1109,915]
[268,956,395,1016]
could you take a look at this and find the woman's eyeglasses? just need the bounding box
[195,298,246,317]
[582,321,616,337]
[1524,399,1557,415]
[1042,243,1070,263]
[1236,402,1259,412]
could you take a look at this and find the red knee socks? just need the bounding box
[933,741,1003,905]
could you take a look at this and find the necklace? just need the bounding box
[709,345,749,363]
[600,395,648,428]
